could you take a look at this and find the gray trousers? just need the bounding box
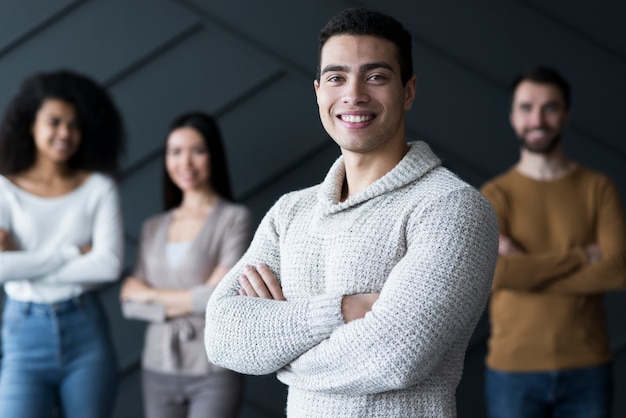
[142,369,244,418]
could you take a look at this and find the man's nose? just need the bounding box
[342,79,369,105]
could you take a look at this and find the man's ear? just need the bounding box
[404,75,417,110]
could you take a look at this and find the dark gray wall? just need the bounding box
[0,1,624,417]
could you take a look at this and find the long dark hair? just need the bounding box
[0,69,125,176]
[163,112,234,210]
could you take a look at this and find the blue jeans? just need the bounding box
[485,365,613,418]
[0,293,119,418]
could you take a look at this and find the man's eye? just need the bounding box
[544,104,558,113]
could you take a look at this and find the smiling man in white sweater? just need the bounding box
[205,8,498,417]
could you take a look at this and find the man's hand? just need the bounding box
[120,277,156,303]
[0,228,17,252]
[498,235,523,256]
[341,293,379,323]
[584,244,602,264]
[238,264,286,301]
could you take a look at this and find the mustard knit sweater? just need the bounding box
[481,165,626,372]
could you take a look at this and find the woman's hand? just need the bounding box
[120,277,156,303]
[0,228,17,252]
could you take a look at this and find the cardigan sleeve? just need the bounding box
[481,182,587,291]
[190,205,252,314]
[120,216,167,323]
[205,196,345,375]
[276,188,498,395]
[47,179,124,284]
[543,177,626,294]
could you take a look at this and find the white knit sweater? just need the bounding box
[205,141,498,417]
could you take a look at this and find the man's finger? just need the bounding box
[243,266,273,299]
[257,264,286,301]
[238,275,257,297]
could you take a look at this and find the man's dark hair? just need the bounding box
[0,69,125,176]
[316,8,413,86]
[162,112,234,210]
[510,66,571,110]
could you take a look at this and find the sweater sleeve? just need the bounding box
[481,182,587,291]
[0,185,81,282]
[48,180,124,284]
[0,245,80,283]
[120,216,167,323]
[276,189,498,395]
[205,198,345,375]
[544,178,626,294]
[190,206,252,314]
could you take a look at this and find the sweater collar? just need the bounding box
[317,141,441,212]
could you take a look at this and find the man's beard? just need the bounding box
[517,130,562,155]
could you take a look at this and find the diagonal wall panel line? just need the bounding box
[117,69,288,181]
[237,139,337,202]
[407,126,493,182]
[102,22,203,88]
[516,0,626,66]
[173,0,314,77]
[0,0,87,60]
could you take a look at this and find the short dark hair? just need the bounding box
[316,8,413,86]
[0,69,125,176]
[162,112,234,210]
[510,66,571,110]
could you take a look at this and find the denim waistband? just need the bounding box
[6,292,98,315]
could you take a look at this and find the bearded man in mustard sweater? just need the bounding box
[481,66,626,418]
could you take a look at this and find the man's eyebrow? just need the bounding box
[320,62,394,76]
[320,64,349,75]
[360,62,394,73]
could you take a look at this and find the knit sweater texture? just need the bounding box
[205,141,498,417]
[481,166,626,372]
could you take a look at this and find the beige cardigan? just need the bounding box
[122,199,251,375]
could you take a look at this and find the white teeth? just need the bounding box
[526,129,548,139]
[341,114,373,123]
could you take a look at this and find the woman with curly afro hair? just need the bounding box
[0,69,126,418]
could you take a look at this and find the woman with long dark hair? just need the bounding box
[0,69,125,418]
[120,112,250,418]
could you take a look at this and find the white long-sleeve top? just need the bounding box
[205,141,499,417]
[0,173,123,303]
